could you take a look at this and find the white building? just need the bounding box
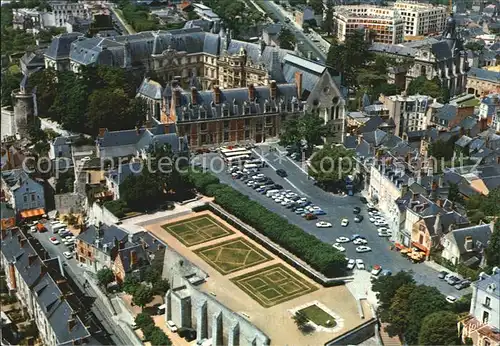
[382,94,433,136]
[393,1,447,38]
[48,0,89,27]
[462,268,500,346]
[1,169,45,215]
[440,223,493,266]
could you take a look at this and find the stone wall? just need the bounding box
[54,193,86,214]
[1,107,16,139]
[88,202,120,225]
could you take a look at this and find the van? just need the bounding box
[156,304,166,315]
[52,223,66,233]
[266,190,279,197]
[167,320,178,332]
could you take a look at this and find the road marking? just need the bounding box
[251,149,309,197]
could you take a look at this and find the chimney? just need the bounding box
[213,85,221,104]
[436,199,443,207]
[98,128,107,138]
[357,134,364,145]
[9,263,17,290]
[191,87,197,105]
[130,250,137,265]
[433,214,441,234]
[28,253,37,266]
[68,319,76,331]
[295,72,303,100]
[479,117,488,131]
[412,192,420,201]
[438,175,443,188]
[401,184,408,196]
[464,236,474,251]
[119,241,125,250]
[270,80,277,100]
[248,84,255,101]
[174,89,181,106]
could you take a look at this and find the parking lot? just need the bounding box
[193,146,472,298]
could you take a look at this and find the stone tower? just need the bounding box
[12,74,38,138]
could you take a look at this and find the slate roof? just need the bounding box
[263,23,282,35]
[455,135,473,147]
[135,231,166,253]
[468,67,500,83]
[1,203,15,219]
[183,19,214,32]
[362,129,387,147]
[174,84,302,122]
[1,228,91,344]
[343,135,357,150]
[435,104,457,121]
[108,162,142,186]
[359,116,384,133]
[448,224,493,256]
[99,129,146,147]
[20,51,45,67]
[469,138,486,151]
[45,32,84,59]
[1,169,33,191]
[117,243,149,273]
[475,271,500,299]
[369,43,417,56]
[137,78,163,100]
[77,224,128,252]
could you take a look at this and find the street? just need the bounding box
[193,144,472,298]
[31,227,129,346]
[257,1,326,62]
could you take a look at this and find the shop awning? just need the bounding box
[412,241,429,254]
[394,242,405,250]
[20,208,45,218]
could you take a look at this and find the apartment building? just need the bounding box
[0,227,94,346]
[479,94,500,132]
[333,6,404,44]
[48,0,89,27]
[382,94,434,136]
[1,169,45,215]
[462,268,500,346]
[393,1,447,38]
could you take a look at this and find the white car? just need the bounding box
[446,295,457,304]
[367,202,375,209]
[369,217,376,223]
[316,221,332,228]
[378,231,392,237]
[356,259,365,270]
[347,259,355,270]
[341,219,349,227]
[356,246,372,253]
[63,251,73,259]
[166,320,178,332]
[332,243,346,252]
[377,227,389,232]
[371,265,382,276]
[353,238,368,245]
[375,221,388,227]
[336,236,350,243]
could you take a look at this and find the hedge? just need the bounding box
[183,172,347,277]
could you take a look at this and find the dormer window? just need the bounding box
[265,102,271,113]
[223,107,229,117]
[199,106,206,118]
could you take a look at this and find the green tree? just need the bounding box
[278,27,296,50]
[149,328,172,346]
[279,113,328,154]
[465,41,484,52]
[292,312,315,334]
[132,284,153,309]
[418,311,459,345]
[309,0,323,14]
[134,312,154,329]
[447,182,463,204]
[96,268,115,289]
[121,171,163,212]
[372,271,415,316]
[1,69,22,106]
[452,293,472,314]
[152,279,170,296]
[383,284,416,337]
[308,145,354,189]
[122,276,140,295]
[407,76,449,103]
[485,220,500,267]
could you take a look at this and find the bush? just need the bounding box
[135,312,154,329]
[183,173,347,277]
[103,199,131,218]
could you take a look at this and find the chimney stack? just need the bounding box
[28,253,37,266]
[130,250,137,265]
[270,80,277,100]
[248,84,255,101]
[213,85,221,104]
[191,87,197,105]
[9,263,17,290]
[479,117,488,131]
[464,236,473,251]
[295,72,303,100]
[68,319,76,331]
[357,134,364,145]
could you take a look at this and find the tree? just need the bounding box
[308,145,354,190]
[407,76,449,103]
[134,312,154,329]
[383,284,415,337]
[418,311,459,345]
[322,0,334,35]
[152,279,170,296]
[278,27,296,50]
[122,276,140,295]
[447,182,463,204]
[452,293,472,314]
[121,171,163,212]
[465,41,484,52]
[132,284,153,309]
[279,113,328,154]
[96,268,115,289]
[372,271,415,316]
[292,312,315,334]
[485,220,500,267]
[1,68,22,106]
[309,0,323,14]
[149,328,172,346]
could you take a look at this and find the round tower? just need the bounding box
[12,86,36,139]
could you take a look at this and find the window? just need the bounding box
[244,119,250,127]
[200,123,208,131]
[31,194,35,201]
[484,339,491,346]
[223,132,229,141]
[485,297,491,307]
[223,120,230,129]
[201,134,208,144]
[482,311,489,324]
[244,130,250,139]
[223,108,229,117]
[265,117,273,126]
[24,195,28,202]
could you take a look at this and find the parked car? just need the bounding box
[167,320,178,333]
[351,234,364,241]
[371,265,382,276]
[446,295,457,304]
[316,221,332,228]
[381,270,393,276]
[49,237,60,245]
[353,207,361,214]
[353,238,368,245]
[341,218,349,227]
[347,259,355,270]
[360,197,368,204]
[438,271,448,279]
[304,213,317,220]
[336,237,350,243]
[332,243,346,252]
[356,246,372,253]
[276,169,287,177]
[455,280,471,290]
[447,276,461,285]
[63,251,73,259]
[355,259,365,270]
[354,215,364,223]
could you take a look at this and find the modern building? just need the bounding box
[392,1,447,38]
[1,169,45,215]
[333,5,405,44]
[441,223,494,266]
[192,3,220,23]
[462,268,500,346]
[0,227,94,346]
[382,94,433,136]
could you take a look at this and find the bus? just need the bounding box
[220,147,251,155]
[226,155,250,166]
[244,159,265,167]
[222,150,252,158]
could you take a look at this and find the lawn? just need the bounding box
[162,215,234,247]
[298,304,337,328]
[231,264,317,308]
[194,238,272,275]
[460,98,480,107]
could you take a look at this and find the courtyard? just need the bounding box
[162,214,234,246]
[194,237,272,275]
